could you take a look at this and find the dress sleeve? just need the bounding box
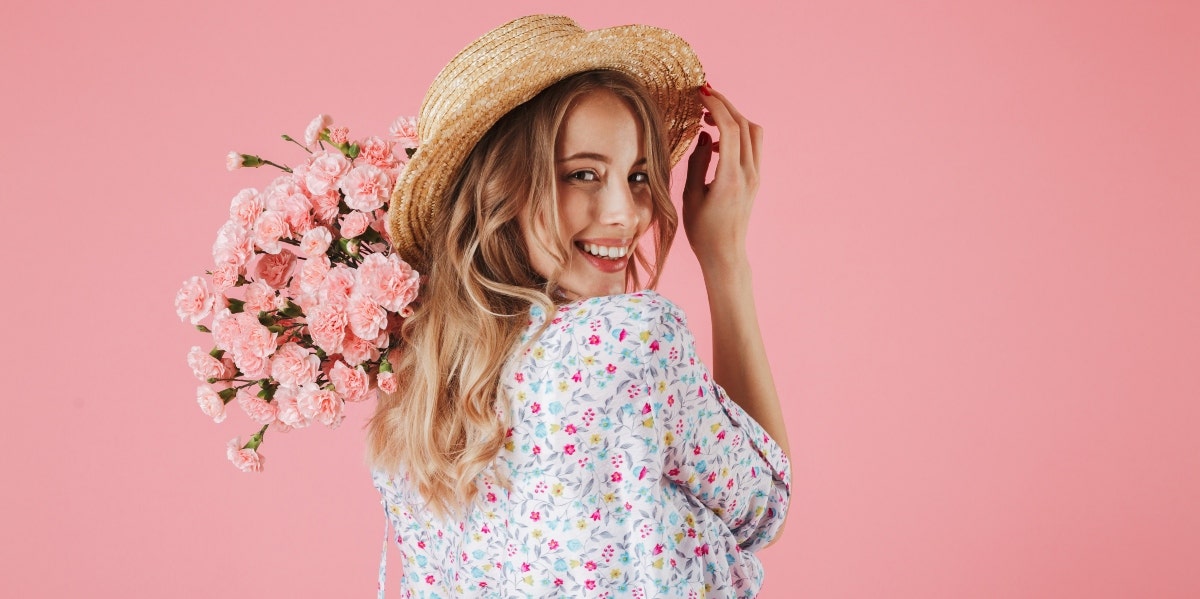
[643,300,792,553]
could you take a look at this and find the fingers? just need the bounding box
[698,83,761,183]
[683,130,713,202]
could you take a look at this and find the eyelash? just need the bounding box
[568,170,650,184]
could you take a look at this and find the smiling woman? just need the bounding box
[358,14,792,598]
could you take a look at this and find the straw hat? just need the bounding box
[386,14,706,273]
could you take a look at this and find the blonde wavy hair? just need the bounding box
[366,70,679,519]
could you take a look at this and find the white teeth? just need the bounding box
[582,243,627,259]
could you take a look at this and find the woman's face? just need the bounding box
[520,89,653,300]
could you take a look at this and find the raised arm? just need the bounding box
[683,82,791,458]
[683,83,793,545]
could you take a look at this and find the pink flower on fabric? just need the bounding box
[226,437,264,472]
[339,210,371,239]
[297,383,344,428]
[339,163,391,212]
[175,276,217,325]
[228,188,263,228]
[197,385,227,423]
[213,220,253,268]
[304,150,351,196]
[357,136,400,170]
[237,391,278,425]
[300,226,332,258]
[304,114,332,147]
[270,342,320,388]
[329,360,370,402]
[243,280,276,314]
[251,210,290,254]
[563,444,575,455]
[209,263,240,291]
[356,253,420,313]
[377,370,398,394]
[187,346,225,382]
[389,116,419,149]
[530,511,540,522]
[226,151,243,171]
[307,304,347,354]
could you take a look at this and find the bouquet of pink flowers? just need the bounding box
[175,114,421,472]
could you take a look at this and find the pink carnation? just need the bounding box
[226,151,243,171]
[187,346,226,382]
[389,116,419,149]
[328,126,349,145]
[339,164,391,212]
[340,332,379,367]
[226,437,264,472]
[339,210,370,239]
[175,276,218,325]
[307,304,347,354]
[304,151,351,196]
[254,250,296,289]
[274,191,314,236]
[237,391,278,425]
[197,385,227,423]
[330,360,371,402]
[356,253,421,313]
[304,114,332,148]
[213,220,253,268]
[297,383,345,428]
[251,210,290,254]
[229,188,263,229]
[377,370,398,394]
[319,265,357,309]
[232,350,270,380]
[270,342,320,389]
[274,386,309,429]
[357,136,400,169]
[300,226,332,258]
[299,254,330,293]
[243,280,276,313]
[210,263,240,291]
[347,291,388,341]
[309,190,341,226]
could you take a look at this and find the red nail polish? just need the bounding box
[700,83,711,96]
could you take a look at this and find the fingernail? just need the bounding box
[698,131,710,145]
[700,83,711,96]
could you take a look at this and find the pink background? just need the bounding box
[2,0,1197,597]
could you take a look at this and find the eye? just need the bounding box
[568,170,599,182]
[629,172,650,184]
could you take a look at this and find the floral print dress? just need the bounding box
[374,290,791,598]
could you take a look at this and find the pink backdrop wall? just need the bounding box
[3,0,1197,597]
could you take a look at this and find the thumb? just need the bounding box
[683,131,712,203]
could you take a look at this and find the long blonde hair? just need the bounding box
[366,70,678,518]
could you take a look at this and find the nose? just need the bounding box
[597,179,640,229]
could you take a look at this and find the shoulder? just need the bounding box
[521,290,692,354]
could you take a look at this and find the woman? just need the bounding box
[367,15,792,597]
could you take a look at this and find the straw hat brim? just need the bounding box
[387,15,706,273]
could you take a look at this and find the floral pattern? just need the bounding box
[374,290,791,598]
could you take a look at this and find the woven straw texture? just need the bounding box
[386,14,706,273]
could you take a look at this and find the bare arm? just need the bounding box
[684,82,792,547]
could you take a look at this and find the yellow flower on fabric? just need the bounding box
[583,356,596,366]
[664,431,674,444]
[533,346,545,359]
[642,417,654,428]
[603,492,616,503]
[558,381,569,391]
[685,514,695,527]
[532,529,543,539]
[522,575,534,585]
[610,568,621,579]
[652,557,664,569]
[576,519,588,530]
[505,440,515,451]
[550,424,561,433]
[657,381,667,392]
[551,483,564,496]
[710,422,721,433]
[589,433,602,444]
[639,330,650,342]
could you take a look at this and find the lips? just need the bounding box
[574,241,629,274]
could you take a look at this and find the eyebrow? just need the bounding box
[557,152,647,165]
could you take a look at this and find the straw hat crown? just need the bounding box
[387,14,706,273]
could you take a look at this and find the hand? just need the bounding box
[682,82,763,274]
